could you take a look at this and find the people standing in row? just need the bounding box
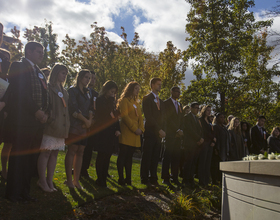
[140,78,165,186]
[250,115,267,154]
[80,71,99,178]
[117,82,144,186]
[161,86,183,186]
[198,105,215,187]
[94,80,120,188]
[65,69,93,189]
[182,102,203,189]
[5,42,49,202]
[267,127,280,153]
[37,64,70,192]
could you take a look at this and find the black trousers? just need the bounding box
[183,144,203,185]
[161,137,181,181]
[95,151,112,187]
[140,136,161,183]
[81,134,96,176]
[198,141,213,186]
[117,144,135,181]
[5,126,43,201]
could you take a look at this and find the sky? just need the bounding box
[0,0,279,85]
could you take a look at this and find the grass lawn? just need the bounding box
[0,146,221,220]
[0,146,167,219]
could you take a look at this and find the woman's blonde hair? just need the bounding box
[228,117,241,134]
[48,64,68,86]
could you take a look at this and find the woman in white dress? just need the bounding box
[37,64,70,192]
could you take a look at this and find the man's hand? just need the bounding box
[35,110,48,123]
[115,131,121,137]
[177,130,183,136]
[159,129,166,138]
[197,138,204,145]
[135,129,143,135]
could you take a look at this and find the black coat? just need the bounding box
[183,112,203,149]
[142,93,164,138]
[68,86,93,136]
[213,124,230,161]
[7,58,48,130]
[199,117,215,143]
[93,96,120,153]
[163,98,183,138]
[267,136,280,153]
[250,125,267,154]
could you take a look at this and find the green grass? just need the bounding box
[0,146,164,220]
[0,145,221,220]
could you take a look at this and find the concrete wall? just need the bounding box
[220,161,280,220]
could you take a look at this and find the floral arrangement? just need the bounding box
[243,152,280,161]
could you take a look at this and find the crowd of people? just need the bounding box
[0,23,278,203]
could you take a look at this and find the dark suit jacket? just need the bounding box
[163,98,183,138]
[250,125,267,154]
[93,95,120,153]
[142,93,164,138]
[183,112,203,149]
[7,58,47,130]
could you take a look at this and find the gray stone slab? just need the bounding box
[220,161,249,173]
[250,160,280,176]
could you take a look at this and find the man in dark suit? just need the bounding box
[81,71,99,178]
[182,102,204,188]
[161,87,183,186]
[250,115,267,154]
[5,42,48,202]
[140,77,166,185]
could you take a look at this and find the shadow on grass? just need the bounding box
[0,177,74,220]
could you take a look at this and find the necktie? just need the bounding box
[175,101,178,114]
[156,96,160,110]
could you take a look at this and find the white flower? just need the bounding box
[268,154,275,160]
[258,154,264,160]
[276,155,280,160]
[252,155,258,160]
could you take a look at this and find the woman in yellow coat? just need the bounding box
[117,82,144,185]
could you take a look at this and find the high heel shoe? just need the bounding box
[37,181,53,192]
[64,180,75,188]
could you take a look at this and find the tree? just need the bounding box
[184,0,272,113]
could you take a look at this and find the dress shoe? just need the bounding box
[37,181,53,192]
[118,179,126,186]
[150,180,159,186]
[95,179,107,188]
[124,179,131,186]
[141,180,151,186]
